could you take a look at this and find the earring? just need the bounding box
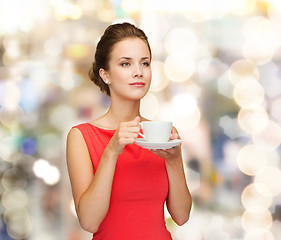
[105,80,109,84]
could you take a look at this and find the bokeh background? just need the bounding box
[1,0,281,239]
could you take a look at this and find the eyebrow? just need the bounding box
[119,57,150,60]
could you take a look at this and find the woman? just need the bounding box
[66,22,192,239]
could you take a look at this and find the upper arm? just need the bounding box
[66,128,94,212]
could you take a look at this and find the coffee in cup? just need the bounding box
[138,121,172,142]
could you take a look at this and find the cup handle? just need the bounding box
[138,122,146,141]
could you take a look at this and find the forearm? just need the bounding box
[77,149,118,232]
[165,158,192,225]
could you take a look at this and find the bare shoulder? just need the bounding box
[66,127,89,161]
[67,127,82,139]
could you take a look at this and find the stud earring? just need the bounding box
[105,81,109,84]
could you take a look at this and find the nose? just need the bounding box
[133,64,143,78]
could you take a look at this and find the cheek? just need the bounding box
[146,69,152,81]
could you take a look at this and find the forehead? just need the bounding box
[110,38,151,59]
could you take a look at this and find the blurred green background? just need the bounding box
[1,0,281,239]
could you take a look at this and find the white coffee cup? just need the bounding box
[138,121,172,142]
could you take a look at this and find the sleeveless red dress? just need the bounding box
[73,123,172,240]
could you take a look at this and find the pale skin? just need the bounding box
[66,37,192,233]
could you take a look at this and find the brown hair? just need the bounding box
[89,22,151,96]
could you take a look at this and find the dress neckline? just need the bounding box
[87,122,116,132]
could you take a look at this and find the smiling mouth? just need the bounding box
[129,82,145,87]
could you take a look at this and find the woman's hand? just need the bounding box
[106,116,141,156]
[150,128,182,163]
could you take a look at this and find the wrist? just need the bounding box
[165,156,183,168]
[104,145,120,160]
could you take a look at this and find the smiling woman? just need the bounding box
[66,22,192,240]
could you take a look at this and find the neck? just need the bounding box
[104,98,141,128]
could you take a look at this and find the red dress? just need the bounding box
[73,123,172,240]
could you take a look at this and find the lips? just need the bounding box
[129,82,145,87]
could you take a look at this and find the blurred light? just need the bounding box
[186,84,202,98]
[164,54,195,82]
[241,183,272,211]
[237,106,269,134]
[237,144,268,176]
[241,209,272,235]
[140,92,159,120]
[268,0,281,22]
[217,72,234,99]
[228,59,259,86]
[39,132,62,158]
[254,166,281,196]
[185,167,201,193]
[28,62,49,90]
[183,0,215,22]
[260,63,281,98]
[165,27,197,55]
[33,159,50,179]
[173,108,201,131]
[243,42,274,65]
[252,120,281,151]
[157,102,177,122]
[198,58,227,83]
[203,216,231,240]
[219,115,246,139]
[230,0,256,14]
[37,133,63,159]
[49,105,77,131]
[172,93,197,118]
[97,10,117,22]
[44,38,63,57]
[142,0,190,12]
[2,81,21,110]
[244,16,281,51]
[65,44,90,59]
[33,159,61,185]
[174,224,202,240]
[34,233,55,240]
[266,150,280,166]
[54,2,82,20]
[4,208,33,239]
[233,77,264,109]
[271,96,281,123]
[43,165,60,185]
[54,60,83,91]
[0,0,50,35]
[0,137,14,162]
[2,188,28,210]
[149,61,170,92]
[0,106,24,127]
[122,0,142,13]
[19,78,41,112]
[243,16,281,65]
[21,138,37,155]
[1,168,27,190]
[254,182,273,199]
[3,37,21,59]
[244,231,274,240]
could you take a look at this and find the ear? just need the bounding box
[99,68,111,85]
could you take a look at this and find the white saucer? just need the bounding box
[135,139,182,150]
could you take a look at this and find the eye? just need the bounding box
[121,62,130,67]
[142,62,150,66]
